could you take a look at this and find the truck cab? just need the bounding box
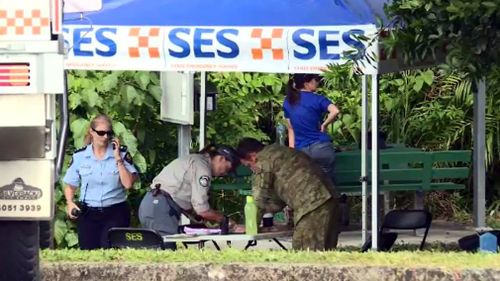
[0,1,99,279]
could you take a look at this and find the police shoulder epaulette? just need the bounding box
[69,145,86,167]
[74,146,87,154]
[119,145,128,152]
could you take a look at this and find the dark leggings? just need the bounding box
[77,201,130,250]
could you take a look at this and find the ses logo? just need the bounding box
[64,26,367,60]
[63,27,117,57]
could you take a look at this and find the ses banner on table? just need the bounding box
[63,25,378,73]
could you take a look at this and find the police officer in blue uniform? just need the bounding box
[63,114,138,250]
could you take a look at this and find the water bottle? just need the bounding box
[276,124,286,145]
[479,232,498,253]
[244,196,258,235]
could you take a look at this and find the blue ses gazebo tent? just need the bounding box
[63,0,487,249]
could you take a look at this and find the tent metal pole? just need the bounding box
[370,74,380,251]
[361,75,368,245]
[178,124,191,225]
[200,71,206,149]
[473,78,486,228]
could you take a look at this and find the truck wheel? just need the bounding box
[39,220,53,249]
[0,221,40,281]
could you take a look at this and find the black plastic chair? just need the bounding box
[362,209,432,251]
[108,227,165,250]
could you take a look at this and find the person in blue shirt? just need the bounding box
[63,114,138,250]
[283,73,340,183]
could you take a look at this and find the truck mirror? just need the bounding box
[63,0,103,13]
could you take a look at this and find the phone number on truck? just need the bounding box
[0,204,41,212]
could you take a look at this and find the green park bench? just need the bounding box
[212,165,252,193]
[335,149,471,194]
[211,148,472,210]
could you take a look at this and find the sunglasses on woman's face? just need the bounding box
[92,127,113,137]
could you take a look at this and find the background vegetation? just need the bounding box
[53,67,500,248]
[52,0,500,249]
[385,0,500,79]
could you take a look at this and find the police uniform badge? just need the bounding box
[199,176,210,187]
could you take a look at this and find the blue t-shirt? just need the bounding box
[283,91,332,149]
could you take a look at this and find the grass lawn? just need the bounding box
[41,247,500,270]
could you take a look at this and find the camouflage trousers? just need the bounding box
[292,197,339,251]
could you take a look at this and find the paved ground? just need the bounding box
[191,220,477,251]
[337,220,474,248]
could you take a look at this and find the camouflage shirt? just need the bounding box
[252,144,335,224]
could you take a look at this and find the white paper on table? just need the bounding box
[183,227,221,235]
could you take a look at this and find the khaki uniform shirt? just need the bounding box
[151,154,212,213]
[252,144,335,224]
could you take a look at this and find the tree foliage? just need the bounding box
[385,0,500,78]
[53,64,500,248]
[205,72,288,145]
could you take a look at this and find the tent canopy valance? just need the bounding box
[63,0,389,73]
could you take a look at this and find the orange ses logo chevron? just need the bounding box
[251,28,284,60]
[128,27,161,58]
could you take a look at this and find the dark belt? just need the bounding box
[86,201,127,213]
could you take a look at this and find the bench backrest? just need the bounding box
[431,151,471,180]
[234,165,253,177]
[211,165,253,191]
[335,150,471,190]
[212,149,472,193]
[336,151,433,185]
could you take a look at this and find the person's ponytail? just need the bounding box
[286,78,300,106]
[199,144,218,156]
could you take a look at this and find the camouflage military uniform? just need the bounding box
[252,144,339,250]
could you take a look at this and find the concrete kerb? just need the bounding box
[42,263,500,281]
